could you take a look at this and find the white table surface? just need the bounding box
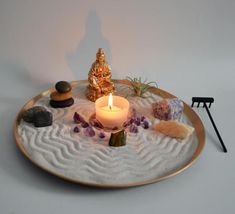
[0,1,234,213]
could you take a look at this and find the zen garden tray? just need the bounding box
[14,80,205,188]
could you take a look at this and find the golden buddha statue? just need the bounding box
[86,48,115,102]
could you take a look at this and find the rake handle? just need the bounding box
[203,104,227,153]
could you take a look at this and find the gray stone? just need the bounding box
[34,111,53,127]
[22,106,47,123]
[55,81,71,93]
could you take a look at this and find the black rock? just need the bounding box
[34,111,53,127]
[50,98,74,108]
[22,106,47,123]
[55,81,71,93]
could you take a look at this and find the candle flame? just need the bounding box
[108,93,113,110]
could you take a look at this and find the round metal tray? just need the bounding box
[14,80,205,188]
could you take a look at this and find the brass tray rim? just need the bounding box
[14,79,205,188]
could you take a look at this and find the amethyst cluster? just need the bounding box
[73,111,151,137]
[152,98,183,121]
[73,112,104,138]
[123,115,150,133]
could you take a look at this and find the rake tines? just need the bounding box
[191,97,227,153]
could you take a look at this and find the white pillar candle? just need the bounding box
[95,94,129,128]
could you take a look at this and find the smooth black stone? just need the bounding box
[22,106,47,123]
[34,111,53,127]
[50,98,74,108]
[55,81,71,93]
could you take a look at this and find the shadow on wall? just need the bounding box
[67,10,112,80]
[0,62,51,100]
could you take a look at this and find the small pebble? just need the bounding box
[55,81,72,93]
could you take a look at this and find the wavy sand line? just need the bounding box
[18,83,198,184]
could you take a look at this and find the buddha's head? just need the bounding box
[96,48,105,64]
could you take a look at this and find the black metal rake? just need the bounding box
[191,97,227,153]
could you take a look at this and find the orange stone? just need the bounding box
[50,91,72,101]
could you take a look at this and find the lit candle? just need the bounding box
[95,93,129,128]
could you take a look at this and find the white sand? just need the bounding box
[18,83,198,185]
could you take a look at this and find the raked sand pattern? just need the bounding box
[18,83,198,185]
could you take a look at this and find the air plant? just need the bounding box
[126,76,158,98]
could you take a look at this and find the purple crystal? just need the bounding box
[99,132,105,139]
[73,126,80,133]
[123,121,129,128]
[134,117,141,126]
[73,112,85,124]
[112,126,118,130]
[123,118,132,128]
[129,124,138,133]
[81,122,89,128]
[129,118,134,124]
[90,118,104,129]
[84,126,95,137]
[141,120,149,129]
[140,116,145,122]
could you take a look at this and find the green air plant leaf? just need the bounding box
[126,76,158,98]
